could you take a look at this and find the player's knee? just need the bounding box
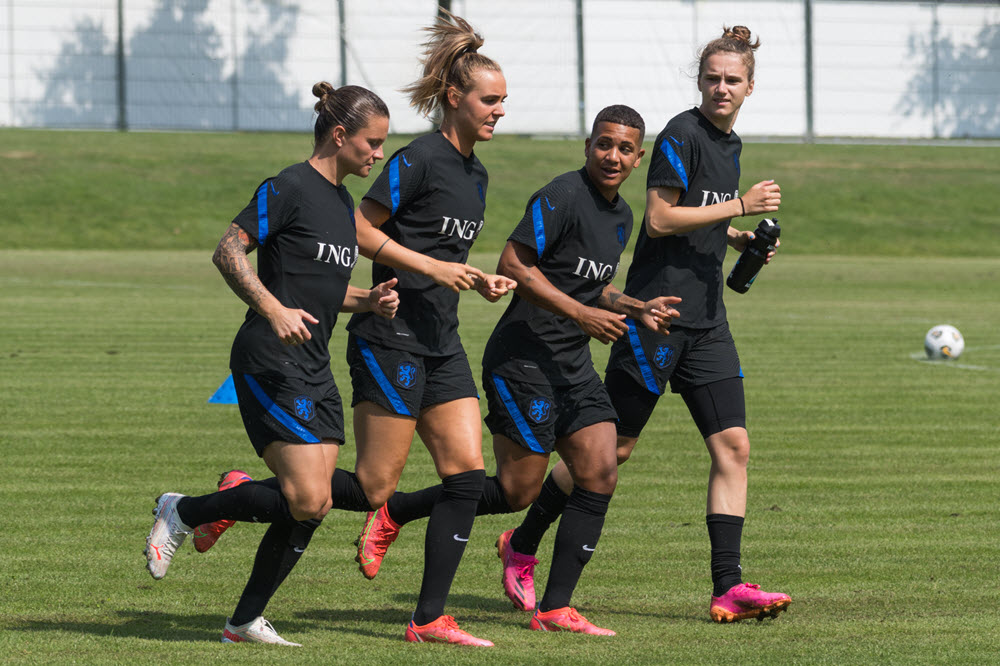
[500,479,541,512]
[355,469,398,508]
[287,490,332,521]
[616,437,639,466]
[361,483,397,510]
[710,429,750,468]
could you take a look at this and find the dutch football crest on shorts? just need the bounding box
[395,362,417,389]
[653,344,675,370]
[294,395,315,422]
[527,397,551,424]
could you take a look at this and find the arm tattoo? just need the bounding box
[213,224,270,313]
[598,284,640,314]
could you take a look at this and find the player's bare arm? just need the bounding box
[212,222,316,345]
[356,198,484,292]
[499,240,627,344]
[645,179,779,238]
[597,284,681,334]
[341,279,399,318]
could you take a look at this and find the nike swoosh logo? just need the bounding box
[582,545,595,552]
[669,136,684,148]
[453,534,470,542]
[269,182,279,195]
[545,196,555,211]
[402,155,412,167]
[293,546,306,553]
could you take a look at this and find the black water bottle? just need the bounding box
[727,218,780,294]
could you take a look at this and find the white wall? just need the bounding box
[2,0,998,138]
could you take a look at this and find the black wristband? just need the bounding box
[372,238,390,262]
[738,197,746,217]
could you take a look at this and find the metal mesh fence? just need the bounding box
[2,0,998,138]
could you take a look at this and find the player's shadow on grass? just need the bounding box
[9,610,313,643]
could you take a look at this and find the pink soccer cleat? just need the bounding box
[404,615,493,647]
[193,470,253,553]
[710,582,791,623]
[355,505,401,579]
[496,528,539,611]
[529,607,616,636]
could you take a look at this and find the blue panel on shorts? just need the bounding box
[626,319,661,395]
[243,374,320,443]
[355,338,412,416]
[491,373,545,453]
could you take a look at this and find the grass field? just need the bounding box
[2,129,999,663]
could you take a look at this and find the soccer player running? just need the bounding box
[142,83,399,645]
[499,26,792,624]
[356,105,681,636]
[338,11,514,647]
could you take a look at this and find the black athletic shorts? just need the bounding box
[483,370,617,454]
[346,334,479,417]
[605,320,742,396]
[232,371,344,457]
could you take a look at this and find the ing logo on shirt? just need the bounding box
[527,397,551,424]
[653,344,675,370]
[294,395,315,422]
[395,362,418,389]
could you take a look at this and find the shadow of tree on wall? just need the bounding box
[31,0,303,130]
[902,22,1000,138]
[29,16,117,128]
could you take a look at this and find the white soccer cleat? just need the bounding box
[144,492,192,580]
[222,616,302,646]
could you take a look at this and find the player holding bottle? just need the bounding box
[499,25,791,624]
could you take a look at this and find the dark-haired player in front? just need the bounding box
[357,105,680,636]
[501,25,791,624]
[143,83,398,645]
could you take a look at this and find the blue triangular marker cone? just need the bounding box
[208,374,238,404]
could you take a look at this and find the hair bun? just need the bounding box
[312,81,335,99]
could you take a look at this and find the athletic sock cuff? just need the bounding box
[706,513,745,527]
[441,469,486,502]
[566,486,612,517]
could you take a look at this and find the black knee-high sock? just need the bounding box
[707,514,744,596]
[176,477,290,527]
[510,472,569,556]
[412,469,485,626]
[230,516,322,626]
[387,475,511,526]
[330,469,373,512]
[538,487,611,613]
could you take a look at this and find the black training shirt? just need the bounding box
[347,131,488,356]
[483,168,633,385]
[626,108,742,328]
[229,161,358,381]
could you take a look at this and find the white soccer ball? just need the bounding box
[924,325,964,360]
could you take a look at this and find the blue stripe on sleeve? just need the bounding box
[660,141,689,191]
[256,182,270,245]
[388,156,401,214]
[243,374,320,443]
[491,374,546,453]
[355,338,411,416]
[531,198,546,259]
[626,319,661,395]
